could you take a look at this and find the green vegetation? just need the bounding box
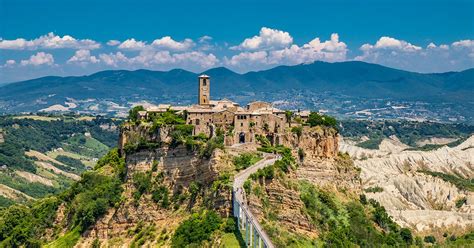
[0,196,61,247]
[356,138,383,150]
[340,119,473,149]
[233,152,262,171]
[0,195,15,208]
[299,181,414,247]
[0,115,120,205]
[455,197,467,208]
[128,105,145,122]
[418,170,474,191]
[45,227,81,248]
[424,235,436,244]
[364,186,384,193]
[0,170,68,198]
[171,210,222,247]
[0,149,125,247]
[151,185,170,208]
[132,171,152,201]
[307,112,337,129]
[443,231,474,246]
[129,222,157,248]
[291,126,303,138]
[55,155,86,172]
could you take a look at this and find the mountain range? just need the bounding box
[0,61,472,114]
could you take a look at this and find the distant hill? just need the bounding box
[0,61,472,114]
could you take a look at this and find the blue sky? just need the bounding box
[0,0,473,83]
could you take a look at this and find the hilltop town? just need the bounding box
[137,75,312,146]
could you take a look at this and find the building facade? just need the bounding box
[146,75,305,146]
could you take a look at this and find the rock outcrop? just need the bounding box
[340,135,474,235]
[77,123,234,247]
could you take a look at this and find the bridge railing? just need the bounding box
[232,189,275,248]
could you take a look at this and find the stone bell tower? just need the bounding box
[198,74,210,105]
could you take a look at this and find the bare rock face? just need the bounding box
[340,135,474,235]
[280,126,339,158]
[248,177,317,238]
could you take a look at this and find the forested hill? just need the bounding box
[0,114,122,207]
[0,61,472,114]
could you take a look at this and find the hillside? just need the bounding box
[0,115,121,207]
[0,62,473,122]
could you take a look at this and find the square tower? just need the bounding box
[198,74,210,105]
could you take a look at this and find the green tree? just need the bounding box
[285,110,293,127]
[128,105,145,122]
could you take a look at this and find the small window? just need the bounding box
[202,79,207,86]
[241,123,243,127]
[196,119,200,125]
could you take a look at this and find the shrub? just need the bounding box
[291,126,303,138]
[456,197,467,208]
[364,186,384,193]
[128,106,145,122]
[307,112,337,128]
[171,211,222,247]
[400,228,413,244]
[65,171,123,231]
[150,109,186,130]
[199,134,224,159]
[233,152,262,171]
[151,185,170,209]
[424,235,436,244]
[133,172,152,195]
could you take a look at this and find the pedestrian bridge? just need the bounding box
[232,153,279,248]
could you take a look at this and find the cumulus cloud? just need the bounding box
[0,32,100,50]
[99,52,129,67]
[226,33,347,69]
[359,36,421,53]
[355,36,474,72]
[151,36,194,51]
[106,40,121,46]
[232,27,293,50]
[67,50,99,65]
[98,50,218,69]
[20,52,54,66]
[117,38,147,50]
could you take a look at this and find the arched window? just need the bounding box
[196,119,200,125]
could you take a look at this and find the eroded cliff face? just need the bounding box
[339,135,474,237]
[247,126,361,242]
[280,126,339,158]
[76,124,233,247]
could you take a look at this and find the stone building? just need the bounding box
[146,75,305,146]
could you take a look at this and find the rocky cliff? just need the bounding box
[75,123,234,247]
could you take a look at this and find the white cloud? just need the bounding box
[20,52,54,66]
[106,40,121,46]
[354,37,474,72]
[1,59,16,68]
[199,35,213,43]
[99,52,129,67]
[151,36,194,51]
[117,38,147,50]
[0,32,100,50]
[226,33,347,69]
[232,27,293,50]
[67,50,99,65]
[360,36,422,53]
[98,50,218,69]
[452,39,474,48]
